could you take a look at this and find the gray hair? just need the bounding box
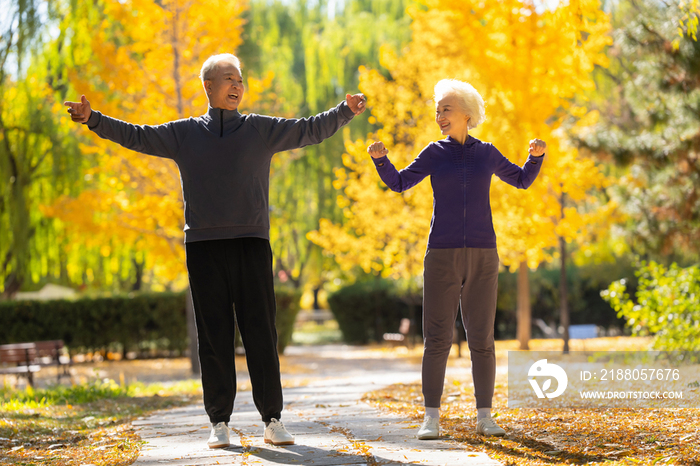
[200,54,242,82]
[434,79,486,130]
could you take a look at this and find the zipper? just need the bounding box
[463,145,467,248]
[220,109,224,137]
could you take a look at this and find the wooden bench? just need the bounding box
[295,309,334,325]
[34,340,72,382]
[0,343,41,387]
[0,340,71,386]
[383,318,413,348]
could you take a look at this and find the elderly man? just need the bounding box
[65,53,366,448]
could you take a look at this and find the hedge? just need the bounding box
[327,280,420,344]
[0,288,301,356]
[329,260,632,345]
[273,286,302,353]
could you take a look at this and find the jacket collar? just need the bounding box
[445,135,478,146]
[204,106,243,135]
[206,106,242,122]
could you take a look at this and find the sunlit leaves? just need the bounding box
[311,0,616,278]
[602,261,700,351]
[45,0,249,291]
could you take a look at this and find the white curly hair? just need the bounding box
[434,79,486,130]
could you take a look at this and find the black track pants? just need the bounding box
[186,237,283,424]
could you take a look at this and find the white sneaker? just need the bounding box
[264,418,295,445]
[207,421,230,448]
[416,416,439,440]
[476,417,506,437]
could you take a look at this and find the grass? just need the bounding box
[291,319,343,345]
[0,378,202,465]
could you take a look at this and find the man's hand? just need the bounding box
[64,95,92,124]
[346,93,367,115]
[367,141,388,159]
[529,138,546,157]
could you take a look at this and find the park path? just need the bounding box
[132,345,502,466]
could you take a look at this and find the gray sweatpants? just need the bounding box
[421,247,499,409]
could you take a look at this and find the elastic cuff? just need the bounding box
[262,413,282,423]
[211,417,231,425]
[372,155,389,165]
[85,110,101,129]
[529,153,544,164]
[339,101,355,119]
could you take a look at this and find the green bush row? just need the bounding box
[274,287,302,352]
[327,280,421,344]
[0,288,301,355]
[329,261,631,345]
[0,292,188,354]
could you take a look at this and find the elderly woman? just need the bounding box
[368,79,545,438]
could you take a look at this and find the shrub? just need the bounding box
[601,261,700,351]
[0,293,188,355]
[0,289,302,356]
[274,286,302,354]
[327,280,419,344]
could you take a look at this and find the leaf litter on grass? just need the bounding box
[362,337,700,466]
[0,378,202,465]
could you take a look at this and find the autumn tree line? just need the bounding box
[2,0,699,349]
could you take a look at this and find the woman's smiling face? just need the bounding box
[435,94,470,140]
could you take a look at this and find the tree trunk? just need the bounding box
[560,235,570,353]
[312,286,320,310]
[169,3,197,372]
[186,286,200,376]
[560,192,570,353]
[516,260,531,350]
[131,257,143,291]
[3,155,31,299]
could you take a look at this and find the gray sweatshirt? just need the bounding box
[85,103,355,243]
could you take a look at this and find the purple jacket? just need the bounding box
[372,135,544,249]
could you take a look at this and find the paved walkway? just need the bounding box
[133,346,502,466]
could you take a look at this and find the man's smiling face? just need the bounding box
[205,61,245,111]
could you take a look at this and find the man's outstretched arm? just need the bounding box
[255,93,367,154]
[64,95,186,160]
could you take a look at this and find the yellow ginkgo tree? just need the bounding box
[310,0,616,349]
[43,0,272,290]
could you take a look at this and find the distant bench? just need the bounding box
[569,324,598,339]
[296,309,334,325]
[383,318,413,348]
[0,340,71,386]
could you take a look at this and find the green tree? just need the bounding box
[238,0,411,300]
[0,0,85,297]
[569,0,700,261]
